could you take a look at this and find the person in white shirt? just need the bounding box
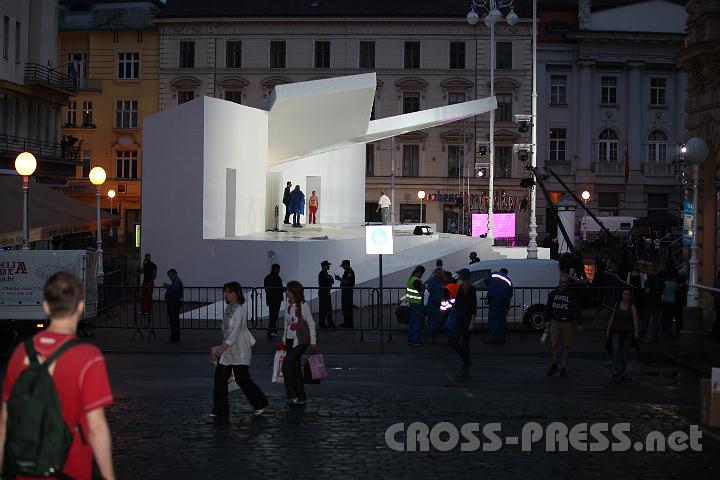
[210,282,268,418]
[282,281,317,406]
[376,191,391,225]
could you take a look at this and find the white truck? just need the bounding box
[0,250,98,352]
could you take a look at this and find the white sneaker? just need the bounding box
[254,408,265,416]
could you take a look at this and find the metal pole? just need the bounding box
[488,21,495,241]
[96,187,104,279]
[526,0,539,258]
[687,163,700,307]
[390,137,396,224]
[379,253,383,343]
[21,176,30,249]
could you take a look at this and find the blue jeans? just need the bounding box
[488,303,507,339]
[639,306,661,343]
[611,332,631,374]
[445,310,458,339]
[408,304,424,343]
[425,302,443,338]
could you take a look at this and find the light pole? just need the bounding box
[468,0,518,243]
[14,152,37,250]
[525,0,539,258]
[418,190,426,223]
[89,166,107,279]
[108,189,116,238]
[684,137,708,308]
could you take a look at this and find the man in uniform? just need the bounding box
[318,260,336,328]
[263,263,284,337]
[486,268,512,344]
[335,260,355,328]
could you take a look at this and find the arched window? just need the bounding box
[598,129,618,163]
[647,129,668,164]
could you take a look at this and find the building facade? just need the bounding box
[156,0,534,235]
[58,0,161,243]
[537,0,687,244]
[0,0,77,178]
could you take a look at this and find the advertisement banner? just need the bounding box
[683,200,694,246]
[471,213,516,239]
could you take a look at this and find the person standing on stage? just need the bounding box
[376,191,391,225]
[263,263,284,337]
[289,185,305,227]
[308,191,319,224]
[335,260,355,328]
[282,181,292,225]
[318,260,336,328]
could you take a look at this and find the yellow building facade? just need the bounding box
[58,1,160,244]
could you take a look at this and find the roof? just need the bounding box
[59,0,162,32]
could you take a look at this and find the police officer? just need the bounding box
[335,260,355,328]
[318,260,336,329]
[486,267,513,344]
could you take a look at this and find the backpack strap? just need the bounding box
[24,338,40,367]
[41,338,84,369]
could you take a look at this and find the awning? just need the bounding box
[0,173,118,247]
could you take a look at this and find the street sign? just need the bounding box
[683,200,694,246]
[366,225,393,255]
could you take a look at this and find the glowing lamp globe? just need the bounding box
[418,190,426,200]
[89,166,107,186]
[581,191,591,202]
[15,152,37,177]
[108,189,116,199]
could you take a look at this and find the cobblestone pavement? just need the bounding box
[103,352,719,480]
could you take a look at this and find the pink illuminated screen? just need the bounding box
[471,213,516,238]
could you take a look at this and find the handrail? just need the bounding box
[689,283,720,294]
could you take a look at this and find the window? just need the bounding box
[67,53,88,79]
[226,41,242,68]
[496,42,512,70]
[178,41,195,68]
[549,128,567,162]
[650,78,666,106]
[404,41,420,69]
[66,100,77,126]
[495,146,512,178]
[647,193,668,210]
[116,150,138,179]
[647,129,668,164]
[177,90,194,105]
[359,41,375,69]
[115,100,138,128]
[2,16,8,59]
[598,129,619,163]
[448,145,461,177]
[82,101,93,126]
[496,94,512,122]
[402,92,420,113]
[82,150,91,178]
[449,42,465,69]
[270,41,286,68]
[14,21,20,63]
[400,204,421,223]
[550,75,567,105]
[402,144,419,176]
[224,90,242,104]
[598,192,619,214]
[448,92,466,105]
[117,52,139,79]
[365,144,374,176]
[600,76,617,104]
[314,41,330,69]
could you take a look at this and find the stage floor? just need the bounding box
[223,223,438,242]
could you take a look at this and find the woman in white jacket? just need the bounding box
[282,281,317,405]
[210,282,268,417]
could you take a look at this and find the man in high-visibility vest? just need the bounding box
[486,267,513,343]
[440,271,460,337]
[406,265,426,345]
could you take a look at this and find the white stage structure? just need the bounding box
[142,73,497,288]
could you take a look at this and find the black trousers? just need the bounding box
[213,364,268,416]
[319,291,334,327]
[167,300,182,340]
[283,204,290,223]
[282,340,308,401]
[450,317,472,367]
[267,301,281,334]
[341,289,354,327]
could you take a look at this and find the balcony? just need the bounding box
[593,161,622,176]
[24,63,76,95]
[77,78,103,92]
[0,134,82,177]
[643,162,676,177]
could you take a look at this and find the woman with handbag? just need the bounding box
[605,288,639,380]
[210,282,268,418]
[282,281,317,405]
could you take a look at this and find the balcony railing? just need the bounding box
[77,77,103,92]
[643,162,676,177]
[24,63,76,94]
[594,161,622,176]
[0,134,82,172]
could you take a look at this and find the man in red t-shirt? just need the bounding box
[0,272,115,480]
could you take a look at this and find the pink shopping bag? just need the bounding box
[308,354,328,380]
[272,350,286,383]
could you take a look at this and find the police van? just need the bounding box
[463,258,560,330]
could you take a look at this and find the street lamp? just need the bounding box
[89,166,107,279]
[418,190,426,223]
[14,152,37,250]
[685,137,708,308]
[581,190,591,205]
[468,0,518,243]
[107,189,116,214]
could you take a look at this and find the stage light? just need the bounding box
[478,167,487,177]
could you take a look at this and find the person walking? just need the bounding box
[544,276,583,377]
[140,253,157,319]
[639,263,665,344]
[486,268,512,344]
[376,191,391,225]
[282,181,292,224]
[450,269,477,378]
[660,270,679,336]
[318,260,336,328]
[606,288,639,380]
[281,281,317,406]
[0,273,115,480]
[627,263,645,317]
[211,282,268,418]
[335,260,356,328]
[163,268,184,343]
[440,271,460,338]
[263,264,284,337]
[405,266,426,345]
[308,191,319,224]
[289,185,305,227]
[424,268,446,340]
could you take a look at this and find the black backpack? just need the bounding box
[4,338,82,477]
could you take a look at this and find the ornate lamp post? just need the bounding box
[14,152,37,250]
[89,166,107,278]
[418,190,426,223]
[684,137,708,308]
